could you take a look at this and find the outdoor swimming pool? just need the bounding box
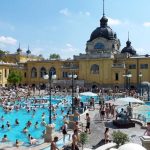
[0,96,70,143]
[133,101,150,123]
[145,101,150,106]
[0,94,98,144]
[144,102,150,121]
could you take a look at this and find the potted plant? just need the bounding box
[80,132,88,150]
[112,130,129,148]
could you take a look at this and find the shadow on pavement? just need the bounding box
[92,139,105,149]
[104,121,118,129]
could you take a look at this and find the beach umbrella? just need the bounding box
[106,97,144,106]
[80,92,98,97]
[115,97,144,104]
[105,99,127,106]
[118,143,146,150]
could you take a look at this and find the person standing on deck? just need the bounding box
[72,129,79,150]
[51,136,59,150]
[85,113,91,134]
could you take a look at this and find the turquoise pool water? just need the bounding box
[134,102,150,123]
[0,96,70,143]
[80,95,99,103]
[144,102,150,120]
[0,94,98,144]
[145,102,150,106]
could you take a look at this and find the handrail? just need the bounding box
[132,112,150,123]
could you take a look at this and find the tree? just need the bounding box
[49,53,60,60]
[112,130,129,148]
[7,71,22,85]
[80,132,88,150]
[0,49,6,55]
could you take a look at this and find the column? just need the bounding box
[44,124,55,142]
[140,136,150,150]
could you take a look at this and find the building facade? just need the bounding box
[0,12,150,89]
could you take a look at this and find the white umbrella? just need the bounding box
[106,97,144,106]
[118,143,146,150]
[80,92,98,97]
[116,97,144,104]
[105,100,126,106]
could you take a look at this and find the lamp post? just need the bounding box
[146,82,150,101]
[38,82,41,95]
[148,84,150,101]
[126,73,132,90]
[43,74,57,124]
[139,72,143,96]
[122,74,127,91]
[68,73,77,114]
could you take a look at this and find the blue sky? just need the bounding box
[0,0,150,59]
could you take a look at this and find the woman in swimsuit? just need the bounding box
[144,122,150,136]
[104,128,111,143]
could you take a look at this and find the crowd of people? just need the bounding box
[0,85,149,150]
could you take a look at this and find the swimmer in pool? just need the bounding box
[28,134,31,140]
[34,121,39,129]
[15,119,19,125]
[6,121,11,129]
[41,119,47,126]
[41,112,45,119]
[1,124,4,129]
[26,121,32,127]
[1,134,8,142]
[23,127,28,133]
[1,115,4,121]
[52,114,57,120]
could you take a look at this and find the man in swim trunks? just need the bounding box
[72,129,79,150]
[51,136,59,150]
[144,122,150,136]
[85,113,91,134]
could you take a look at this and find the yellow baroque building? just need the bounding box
[0,14,150,89]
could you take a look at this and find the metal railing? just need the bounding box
[132,113,150,123]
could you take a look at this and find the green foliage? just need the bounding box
[80,132,88,150]
[112,130,129,147]
[49,53,60,60]
[39,54,43,58]
[7,71,22,85]
[0,49,6,54]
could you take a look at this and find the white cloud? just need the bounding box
[63,43,77,52]
[79,11,90,16]
[136,48,149,55]
[59,8,71,16]
[107,17,122,26]
[32,47,44,56]
[66,43,72,48]
[0,36,17,45]
[0,21,15,31]
[85,11,90,16]
[143,22,150,27]
[60,43,80,59]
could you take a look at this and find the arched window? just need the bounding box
[31,67,37,78]
[40,67,47,78]
[90,64,99,74]
[94,43,104,49]
[49,67,56,77]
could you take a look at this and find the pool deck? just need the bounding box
[79,105,145,149]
